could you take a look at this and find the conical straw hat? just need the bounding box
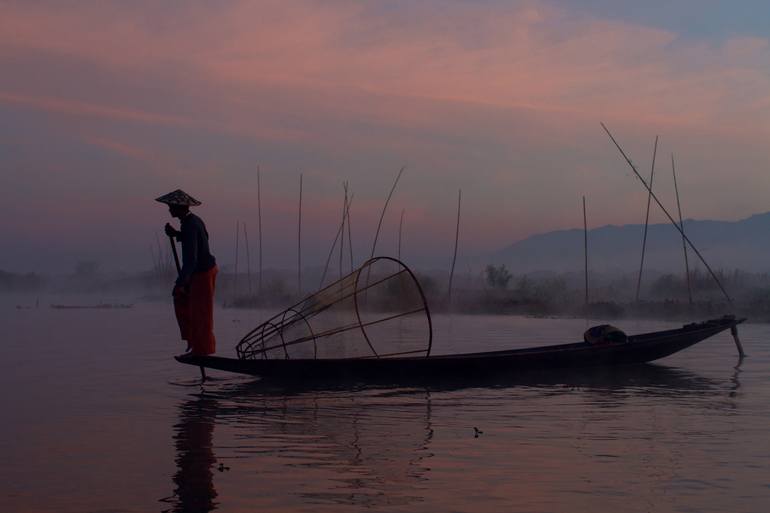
[155,189,202,206]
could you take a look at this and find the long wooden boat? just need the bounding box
[176,316,744,381]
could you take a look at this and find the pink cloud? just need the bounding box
[0,91,192,126]
[2,0,768,135]
[83,136,144,156]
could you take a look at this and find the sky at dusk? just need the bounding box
[2,0,769,273]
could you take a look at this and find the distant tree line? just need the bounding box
[0,270,45,292]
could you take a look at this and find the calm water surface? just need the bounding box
[2,298,769,512]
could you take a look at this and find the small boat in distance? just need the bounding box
[50,303,134,309]
[177,315,745,381]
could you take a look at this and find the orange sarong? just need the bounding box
[174,266,218,355]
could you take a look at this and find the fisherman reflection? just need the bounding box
[169,395,219,513]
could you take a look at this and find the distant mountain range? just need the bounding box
[490,212,770,274]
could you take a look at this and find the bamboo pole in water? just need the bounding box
[297,173,303,296]
[244,222,252,295]
[345,182,353,272]
[398,209,405,260]
[257,165,263,296]
[319,224,342,288]
[369,166,405,260]
[233,220,240,303]
[672,154,693,305]
[364,166,405,295]
[339,182,346,281]
[448,189,462,302]
[583,196,589,307]
[600,122,732,304]
[319,195,354,287]
[635,136,658,302]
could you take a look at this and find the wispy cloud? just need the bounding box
[0,92,193,127]
[3,0,768,131]
[82,135,157,163]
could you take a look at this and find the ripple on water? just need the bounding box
[1,306,770,512]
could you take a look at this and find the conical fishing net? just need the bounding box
[236,257,432,360]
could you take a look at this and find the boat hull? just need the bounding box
[176,316,744,381]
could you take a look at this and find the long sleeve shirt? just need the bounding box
[176,213,216,286]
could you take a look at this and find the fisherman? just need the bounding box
[156,189,218,360]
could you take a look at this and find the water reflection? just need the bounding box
[164,395,219,513]
[218,363,725,397]
[216,384,435,509]
[517,364,740,412]
[163,362,741,512]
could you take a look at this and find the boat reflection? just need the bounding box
[218,362,727,397]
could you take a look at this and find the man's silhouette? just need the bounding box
[156,189,218,356]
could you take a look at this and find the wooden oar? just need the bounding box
[168,234,181,276]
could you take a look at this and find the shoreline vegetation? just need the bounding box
[5,263,770,323]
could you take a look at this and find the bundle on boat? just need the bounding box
[236,257,433,360]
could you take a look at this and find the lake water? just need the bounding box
[2,298,769,512]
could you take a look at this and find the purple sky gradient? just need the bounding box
[1,0,768,273]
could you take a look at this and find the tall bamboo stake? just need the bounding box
[672,154,693,305]
[257,165,263,296]
[636,135,658,302]
[369,166,405,260]
[339,182,346,281]
[345,182,354,272]
[600,122,732,304]
[583,196,589,307]
[233,220,240,303]
[244,222,252,295]
[364,166,405,294]
[447,189,462,302]
[319,195,354,287]
[297,173,303,296]
[398,209,405,260]
[319,224,343,288]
